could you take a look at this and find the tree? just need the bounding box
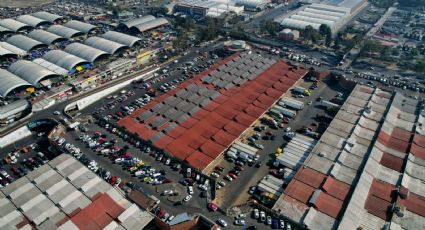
[264,21,280,37]
[150,6,168,16]
[391,48,400,56]
[361,39,382,56]
[415,61,425,73]
[319,24,332,37]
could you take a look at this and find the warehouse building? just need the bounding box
[234,0,270,11]
[0,154,154,229]
[64,20,97,34]
[16,15,51,28]
[32,11,65,24]
[47,25,86,39]
[272,85,425,230]
[275,3,352,33]
[41,50,90,72]
[0,69,32,97]
[101,31,142,47]
[0,18,32,32]
[84,36,129,55]
[27,29,68,45]
[117,52,307,172]
[6,35,48,52]
[64,43,109,63]
[8,60,61,87]
[120,15,169,33]
[0,42,26,59]
[173,0,244,18]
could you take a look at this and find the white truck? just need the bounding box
[273,105,297,118]
[320,100,340,110]
[279,97,304,110]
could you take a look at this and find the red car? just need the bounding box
[207,203,218,211]
[228,173,238,180]
[110,176,118,185]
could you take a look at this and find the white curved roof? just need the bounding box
[101,31,141,47]
[8,60,60,86]
[42,50,89,71]
[64,43,109,63]
[47,25,85,38]
[281,18,321,30]
[0,42,26,56]
[290,15,335,27]
[0,19,32,32]
[0,69,31,97]
[84,36,128,55]
[122,15,156,28]
[310,3,350,15]
[16,15,50,27]
[235,0,268,7]
[6,35,47,52]
[28,29,67,45]
[0,25,12,33]
[64,20,97,33]
[297,11,340,22]
[304,8,346,17]
[33,58,68,76]
[131,18,168,33]
[32,11,64,23]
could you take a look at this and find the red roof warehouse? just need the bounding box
[118,52,307,171]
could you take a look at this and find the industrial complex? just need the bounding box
[0,154,153,229]
[272,84,425,229]
[117,52,307,172]
[0,11,166,98]
[275,0,367,33]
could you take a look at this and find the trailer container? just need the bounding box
[265,175,285,187]
[273,105,297,118]
[268,109,283,119]
[320,100,340,110]
[280,97,304,110]
[293,86,311,96]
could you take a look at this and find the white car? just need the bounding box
[183,195,192,202]
[162,190,173,196]
[285,127,292,132]
[237,214,246,219]
[53,111,61,115]
[211,172,219,178]
[188,186,194,195]
[217,218,227,227]
[253,209,259,219]
[260,211,266,222]
[225,175,233,181]
[218,181,226,187]
[234,219,245,226]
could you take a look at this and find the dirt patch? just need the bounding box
[0,0,56,8]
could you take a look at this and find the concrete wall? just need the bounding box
[64,67,159,113]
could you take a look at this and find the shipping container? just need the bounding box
[273,105,297,118]
[280,97,304,110]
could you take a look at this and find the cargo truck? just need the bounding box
[280,97,304,110]
[320,100,340,111]
[268,109,283,119]
[273,105,297,118]
[293,86,311,96]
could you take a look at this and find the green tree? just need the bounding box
[361,39,382,56]
[150,6,168,16]
[391,48,400,56]
[415,61,425,73]
[264,21,280,37]
[319,24,332,37]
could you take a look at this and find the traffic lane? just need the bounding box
[65,123,209,216]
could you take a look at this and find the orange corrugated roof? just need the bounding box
[294,167,326,189]
[284,180,315,204]
[71,194,124,230]
[312,191,344,219]
[185,151,214,170]
[321,176,350,201]
[200,140,226,159]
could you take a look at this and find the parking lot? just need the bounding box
[195,74,347,215]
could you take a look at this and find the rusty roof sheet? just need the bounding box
[185,151,214,171]
[310,190,344,219]
[294,167,326,189]
[380,152,405,172]
[285,180,315,204]
[322,176,350,201]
